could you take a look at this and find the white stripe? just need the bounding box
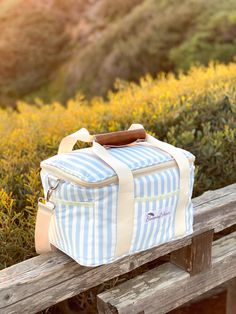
[155,172,166,244]
[159,172,169,244]
[163,171,172,243]
[102,186,108,260]
[63,157,109,181]
[71,204,78,260]
[167,170,175,240]
[135,176,147,251]
[170,168,179,238]
[131,177,141,252]
[142,176,154,249]
[87,190,94,262]
[94,188,99,264]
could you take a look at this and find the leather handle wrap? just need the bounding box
[94,129,146,146]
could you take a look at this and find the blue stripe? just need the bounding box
[43,143,194,184]
[83,206,89,260]
[110,149,141,168]
[107,185,113,259]
[41,150,194,266]
[61,156,110,181]
[98,188,104,262]
[69,154,114,177]
[162,171,172,242]
[158,172,166,244]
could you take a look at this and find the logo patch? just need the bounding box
[146,209,170,222]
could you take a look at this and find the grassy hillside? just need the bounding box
[1,62,236,269]
[41,0,236,100]
[0,0,85,107]
[1,0,236,105]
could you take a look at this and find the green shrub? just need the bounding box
[0,1,70,107]
[1,62,236,269]
[170,8,236,70]
[61,0,236,98]
[2,0,236,104]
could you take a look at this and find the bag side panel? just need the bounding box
[41,170,118,266]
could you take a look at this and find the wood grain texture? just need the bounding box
[226,278,236,314]
[94,129,146,146]
[0,183,236,313]
[97,232,236,314]
[193,184,236,233]
[170,230,214,275]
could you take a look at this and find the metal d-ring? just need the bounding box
[46,178,60,202]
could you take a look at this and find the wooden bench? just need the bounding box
[0,183,236,314]
[97,232,236,313]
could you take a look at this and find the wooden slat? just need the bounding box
[97,232,236,314]
[193,184,236,233]
[170,230,214,275]
[226,278,236,314]
[0,183,236,313]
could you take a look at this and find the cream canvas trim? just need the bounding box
[35,124,191,256]
[59,129,135,256]
[93,142,134,257]
[58,128,93,154]
[146,134,190,236]
[35,201,55,254]
[36,128,135,257]
[129,124,190,237]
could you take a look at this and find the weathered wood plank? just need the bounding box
[0,183,236,313]
[226,278,236,314]
[0,237,191,314]
[170,230,213,275]
[193,184,236,233]
[97,232,236,314]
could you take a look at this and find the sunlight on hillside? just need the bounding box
[0,1,236,313]
[1,0,236,106]
[0,0,21,15]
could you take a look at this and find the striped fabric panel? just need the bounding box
[46,163,194,266]
[42,143,195,183]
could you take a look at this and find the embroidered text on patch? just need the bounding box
[146,210,170,222]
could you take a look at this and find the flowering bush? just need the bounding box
[1,62,236,268]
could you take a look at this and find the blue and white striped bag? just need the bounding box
[35,124,195,266]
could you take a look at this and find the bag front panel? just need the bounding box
[41,163,194,266]
[130,164,194,254]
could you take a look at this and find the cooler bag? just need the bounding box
[35,124,195,266]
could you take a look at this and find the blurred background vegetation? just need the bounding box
[1,63,236,268]
[0,0,236,312]
[1,0,236,106]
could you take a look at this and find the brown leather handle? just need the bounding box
[94,128,146,146]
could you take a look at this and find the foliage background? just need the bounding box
[1,0,236,105]
[1,63,236,269]
[1,0,236,312]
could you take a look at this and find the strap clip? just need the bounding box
[46,178,60,202]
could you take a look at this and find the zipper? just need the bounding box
[135,189,179,202]
[51,189,179,206]
[51,197,94,206]
[41,156,194,188]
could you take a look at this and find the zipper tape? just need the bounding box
[51,189,179,206]
[41,157,194,188]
